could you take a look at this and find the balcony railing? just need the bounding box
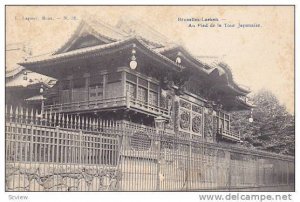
[236,96,254,106]
[217,128,240,141]
[128,98,169,117]
[44,96,127,112]
[43,95,169,117]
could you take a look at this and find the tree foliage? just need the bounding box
[231,89,295,156]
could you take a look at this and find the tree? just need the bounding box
[231,89,295,156]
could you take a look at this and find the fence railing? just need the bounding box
[5,106,295,191]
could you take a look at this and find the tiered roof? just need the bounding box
[18,17,253,109]
[6,43,55,89]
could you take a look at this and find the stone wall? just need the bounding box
[6,163,121,191]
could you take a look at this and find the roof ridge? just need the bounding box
[5,66,24,77]
[52,17,130,55]
[20,36,136,64]
[84,21,119,42]
[86,16,128,37]
[52,20,86,55]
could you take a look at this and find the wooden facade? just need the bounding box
[19,18,254,143]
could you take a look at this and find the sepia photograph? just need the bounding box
[5,5,295,193]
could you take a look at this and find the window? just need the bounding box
[126,73,137,83]
[125,72,159,107]
[126,72,137,99]
[106,82,121,99]
[138,87,147,102]
[217,111,230,131]
[149,83,159,106]
[106,72,122,99]
[126,82,136,98]
[138,78,148,88]
[89,75,103,100]
[149,91,158,106]
[150,83,159,92]
[60,80,71,103]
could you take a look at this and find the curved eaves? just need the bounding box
[18,37,184,73]
[159,45,251,95]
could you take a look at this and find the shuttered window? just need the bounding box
[138,87,147,103]
[126,82,136,98]
[125,72,159,107]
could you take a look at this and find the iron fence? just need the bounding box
[5,106,295,191]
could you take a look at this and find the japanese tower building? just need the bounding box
[19,17,253,143]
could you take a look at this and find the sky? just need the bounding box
[6,6,294,113]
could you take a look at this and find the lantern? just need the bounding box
[176,56,181,64]
[249,108,254,123]
[155,115,166,133]
[130,60,137,70]
[129,48,138,70]
[176,52,182,64]
[39,85,44,94]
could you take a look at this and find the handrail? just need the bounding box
[43,96,169,116]
[44,96,127,112]
[218,128,240,140]
[129,98,169,115]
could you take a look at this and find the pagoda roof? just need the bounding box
[54,18,129,54]
[6,67,54,89]
[157,45,250,95]
[25,94,46,102]
[19,37,184,73]
[6,42,56,89]
[225,96,255,111]
[6,66,25,78]
[18,17,251,98]
[116,19,173,48]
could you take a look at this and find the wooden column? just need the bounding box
[122,71,126,97]
[103,74,107,99]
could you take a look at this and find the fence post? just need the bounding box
[156,148,160,191]
[228,152,232,191]
[56,126,60,163]
[79,130,82,164]
[187,139,192,191]
[286,162,290,185]
[29,116,34,163]
[156,133,161,191]
[256,157,259,187]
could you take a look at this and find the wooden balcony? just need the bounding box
[43,95,169,118]
[128,98,169,117]
[217,128,240,142]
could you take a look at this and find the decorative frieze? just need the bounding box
[5,164,120,191]
[130,132,151,151]
[179,109,190,131]
[191,114,202,133]
[180,99,191,109]
[204,112,214,142]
